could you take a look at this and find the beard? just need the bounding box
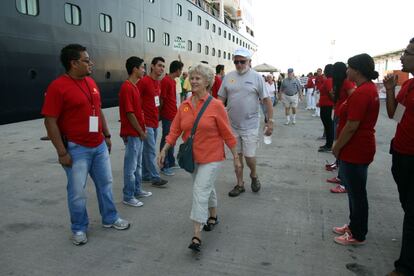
[236,67,249,75]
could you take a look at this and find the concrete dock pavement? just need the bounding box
[0,101,403,276]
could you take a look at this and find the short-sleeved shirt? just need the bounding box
[393,78,414,155]
[265,81,277,96]
[306,77,315,89]
[41,75,104,147]
[280,77,302,96]
[315,75,325,91]
[337,81,380,164]
[334,79,355,117]
[319,78,334,107]
[137,75,161,128]
[166,94,236,164]
[218,69,269,131]
[118,80,145,137]
[160,75,177,121]
[211,75,222,98]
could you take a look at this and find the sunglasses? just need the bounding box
[233,60,247,65]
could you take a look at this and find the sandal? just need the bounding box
[188,236,201,252]
[203,216,219,232]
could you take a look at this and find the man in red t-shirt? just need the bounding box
[137,57,168,187]
[119,56,153,207]
[41,44,130,246]
[159,60,184,176]
[313,68,324,117]
[211,64,224,98]
[384,37,414,276]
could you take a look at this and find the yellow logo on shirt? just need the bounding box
[183,106,189,112]
[230,79,235,84]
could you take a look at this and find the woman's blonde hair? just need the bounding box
[188,63,215,91]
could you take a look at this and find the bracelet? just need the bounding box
[58,152,68,157]
[268,119,274,122]
[104,134,111,138]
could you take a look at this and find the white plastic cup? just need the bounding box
[263,126,272,144]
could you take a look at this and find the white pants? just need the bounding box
[190,161,222,224]
[306,88,314,109]
[314,91,320,115]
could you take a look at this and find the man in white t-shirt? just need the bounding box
[218,48,274,197]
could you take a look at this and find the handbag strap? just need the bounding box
[190,95,213,138]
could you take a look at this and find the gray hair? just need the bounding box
[188,63,215,91]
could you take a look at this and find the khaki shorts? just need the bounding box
[232,127,259,157]
[282,94,299,108]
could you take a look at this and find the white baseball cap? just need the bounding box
[233,47,252,59]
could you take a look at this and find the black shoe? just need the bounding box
[188,236,201,252]
[228,185,245,197]
[203,216,219,231]
[152,178,168,188]
[318,146,332,152]
[251,176,261,192]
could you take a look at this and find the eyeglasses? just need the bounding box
[401,50,414,57]
[78,59,92,64]
[233,60,247,65]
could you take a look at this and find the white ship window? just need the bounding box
[228,52,231,60]
[218,27,221,35]
[239,40,242,46]
[176,4,182,16]
[64,3,81,26]
[163,33,170,46]
[187,40,192,51]
[99,13,112,33]
[212,24,216,33]
[147,28,155,43]
[197,43,201,53]
[223,51,226,59]
[236,37,238,44]
[148,0,155,3]
[228,34,231,41]
[197,16,201,26]
[205,20,209,30]
[16,0,39,16]
[223,30,226,38]
[187,10,192,21]
[218,50,221,58]
[126,21,136,38]
[232,35,235,42]
[205,46,209,55]
[212,48,215,56]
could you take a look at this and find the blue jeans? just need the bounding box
[339,160,369,241]
[123,136,144,201]
[142,127,160,181]
[63,141,119,233]
[160,118,175,169]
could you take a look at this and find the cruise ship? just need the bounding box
[0,0,257,124]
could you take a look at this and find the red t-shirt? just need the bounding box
[315,75,325,91]
[319,78,334,107]
[41,75,104,147]
[137,75,161,128]
[118,80,145,137]
[393,78,414,155]
[334,79,355,116]
[160,75,178,121]
[337,81,380,164]
[211,75,222,98]
[306,77,315,88]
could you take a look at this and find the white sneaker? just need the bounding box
[292,119,296,125]
[122,197,144,207]
[72,231,87,246]
[284,120,290,125]
[136,190,152,198]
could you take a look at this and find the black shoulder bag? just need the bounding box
[177,95,213,173]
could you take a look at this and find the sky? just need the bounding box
[251,0,414,75]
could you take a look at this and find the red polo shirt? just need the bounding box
[334,79,355,117]
[211,75,222,98]
[337,81,380,164]
[41,75,104,147]
[137,75,161,128]
[160,75,178,121]
[118,80,145,137]
[319,77,334,107]
[393,78,414,155]
[315,75,325,91]
[306,77,315,88]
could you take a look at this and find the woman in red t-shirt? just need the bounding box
[328,62,355,193]
[332,53,380,246]
[383,37,414,276]
[318,64,334,152]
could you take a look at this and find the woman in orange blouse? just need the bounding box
[158,63,241,252]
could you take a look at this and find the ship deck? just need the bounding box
[0,100,402,276]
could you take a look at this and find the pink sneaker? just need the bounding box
[334,232,365,246]
[327,177,341,184]
[330,185,347,193]
[333,224,350,235]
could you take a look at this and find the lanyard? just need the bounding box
[70,76,95,115]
